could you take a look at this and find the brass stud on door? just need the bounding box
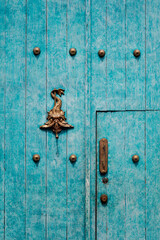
[69,48,77,56]
[133,49,140,57]
[98,49,105,58]
[102,177,108,184]
[100,194,108,204]
[132,154,139,163]
[33,47,41,56]
[33,154,40,162]
[69,154,77,163]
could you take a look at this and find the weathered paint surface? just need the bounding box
[89,0,160,239]
[47,1,67,239]
[26,0,47,239]
[97,112,146,239]
[0,0,5,239]
[3,1,26,239]
[1,0,160,240]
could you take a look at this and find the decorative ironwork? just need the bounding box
[40,89,73,138]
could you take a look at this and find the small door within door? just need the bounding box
[96,111,160,240]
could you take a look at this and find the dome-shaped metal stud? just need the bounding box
[133,49,140,57]
[100,194,108,204]
[33,154,40,162]
[69,154,77,163]
[132,154,139,163]
[33,47,41,56]
[98,49,105,58]
[102,178,108,184]
[69,48,77,56]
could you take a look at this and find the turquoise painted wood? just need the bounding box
[106,0,126,110]
[66,0,86,239]
[0,0,5,239]
[4,1,26,239]
[1,0,160,239]
[47,1,67,239]
[26,0,47,239]
[146,0,160,109]
[126,0,145,110]
[97,112,126,239]
[97,111,146,239]
[146,112,160,239]
[125,112,146,239]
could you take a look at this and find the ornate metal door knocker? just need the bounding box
[40,88,74,138]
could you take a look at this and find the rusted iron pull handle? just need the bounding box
[99,138,108,174]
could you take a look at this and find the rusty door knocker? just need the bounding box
[40,88,73,138]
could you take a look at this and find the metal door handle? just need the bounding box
[99,138,108,174]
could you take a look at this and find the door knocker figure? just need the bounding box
[40,88,73,138]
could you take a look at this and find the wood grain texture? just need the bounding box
[125,112,145,239]
[47,0,67,239]
[97,112,126,239]
[90,0,107,238]
[96,111,160,240]
[26,0,46,239]
[66,0,86,239]
[85,0,91,239]
[106,0,126,110]
[91,0,107,111]
[97,112,146,240]
[126,0,145,110]
[1,0,160,239]
[4,1,26,239]
[0,0,5,238]
[146,0,160,110]
[146,111,160,239]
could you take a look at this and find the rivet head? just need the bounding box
[100,194,108,204]
[133,49,140,57]
[33,47,41,56]
[98,49,105,58]
[33,154,40,162]
[132,155,139,163]
[69,48,77,56]
[69,154,77,163]
[102,178,108,184]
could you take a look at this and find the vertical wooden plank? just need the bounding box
[66,0,86,239]
[90,0,107,238]
[97,112,126,240]
[146,111,160,239]
[85,0,91,239]
[126,0,145,110]
[47,1,67,239]
[125,112,145,239]
[107,0,126,110]
[5,0,26,239]
[146,0,160,110]
[91,0,107,110]
[26,0,46,239]
[0,0,5,238]
[96,113,108,240]
[90,111,97,240]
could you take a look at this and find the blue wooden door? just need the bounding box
[96,111,160,239]
[89,0,160,239]
[1,0,160,240]
[1,0,86,239]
